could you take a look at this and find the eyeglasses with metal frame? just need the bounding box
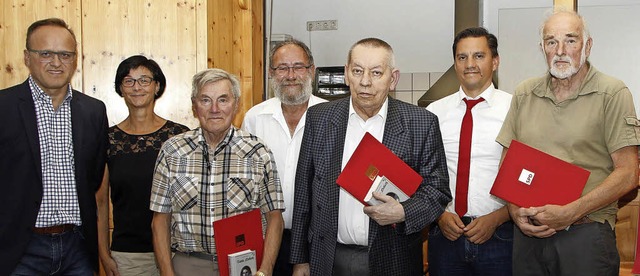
[27,49,77,64]
[270,64,313,76]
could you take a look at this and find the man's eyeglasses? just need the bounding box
[27,49,77,64]
[122,76,155,87]
[271,64,312,76]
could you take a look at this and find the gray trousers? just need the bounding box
[173,252,219,276]
[513,221,619,276]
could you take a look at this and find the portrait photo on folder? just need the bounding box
[336,132,423,206]
[213,209,264,276]
[490,140,590,208]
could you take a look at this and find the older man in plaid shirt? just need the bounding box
[150,68,284,276]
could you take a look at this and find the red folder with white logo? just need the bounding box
[490,140,590,208]
[336,132,423,205]
[213,209,263,276]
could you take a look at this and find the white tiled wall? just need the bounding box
[390,72,444,106]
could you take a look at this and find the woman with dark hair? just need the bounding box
[96,55,189,275]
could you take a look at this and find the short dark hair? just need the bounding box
[26,18,77,50]
[452,27,498,58]
[114,55,167,99]
[347,37,395,68]
[269,38,314,66]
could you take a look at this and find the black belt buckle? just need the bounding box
[460,216,474,226]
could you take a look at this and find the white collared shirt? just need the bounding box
[426,85,512,217]
[241,95,327,229]
[337,98,388,246]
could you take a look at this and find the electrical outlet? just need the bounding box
[306,20,338,31]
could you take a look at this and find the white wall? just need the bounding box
[484,0,640,115]
[484,0,640,32]
[267,0,454,73]
[266,1,640,114]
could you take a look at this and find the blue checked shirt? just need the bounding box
[29,76,82,227]
[150,127,284,254]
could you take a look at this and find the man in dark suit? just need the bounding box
[290,38,451,276]
[0,18,108,275]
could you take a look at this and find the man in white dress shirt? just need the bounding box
[242,38,327,275]
[426,27,513,276]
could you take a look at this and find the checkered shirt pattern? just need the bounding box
[150,127,284,254]
[29,76,82,227]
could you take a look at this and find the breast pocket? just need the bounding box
[172,176,199,211]
[226,177,257,212]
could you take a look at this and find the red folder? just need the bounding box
[336,132,423,205]
[213,209,263,276]
[490,140,590,208]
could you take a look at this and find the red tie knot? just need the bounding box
[463,98,485,110]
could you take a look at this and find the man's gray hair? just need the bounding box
[269,38,314,67]
[191,68,241,100]
[539,9,591,46]
[347,37,396,69]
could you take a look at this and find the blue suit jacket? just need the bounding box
[290,97,451,275]
[0,80,108,274]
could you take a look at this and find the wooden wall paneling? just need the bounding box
[0,0,82,89]
[553,0,577,11]
[232,0,254,127]
[617,191,639,264]
[208,0,234,70]
[81,0,202,129]
[208,0,263,127]
[251,0,264,106]
[195,0,208,71]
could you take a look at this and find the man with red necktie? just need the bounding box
[426,27,513,276]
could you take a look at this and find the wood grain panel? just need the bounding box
[0,0,82,89]
[617,190,639,263]
[208,0,234,70]
[553,0,577,11]
[208,0,263,127]
[232,0,253,127]
[81,0,204,129]
[251,0,264,106]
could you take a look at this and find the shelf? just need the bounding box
[315,66,350,101]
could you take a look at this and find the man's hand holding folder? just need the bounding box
[363,192,406,226]
[511,201,589,238]
[491,140,592,237]
[336,132,423,226]
[509,205,558,238]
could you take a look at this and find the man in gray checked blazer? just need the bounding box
[290,38,451,276]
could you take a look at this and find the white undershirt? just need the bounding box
[337,98,388,246]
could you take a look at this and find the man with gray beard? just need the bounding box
[242,38,327,276]
[496,10,639,275]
